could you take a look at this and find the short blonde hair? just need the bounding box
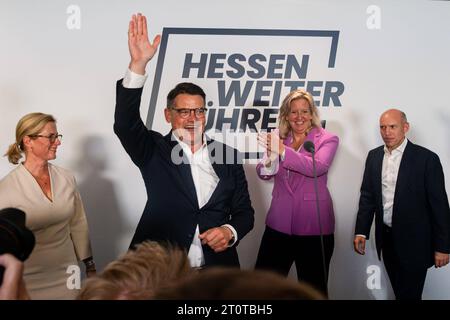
[278,89,320,139]
[4,112,56,164]
[77,241,193,300]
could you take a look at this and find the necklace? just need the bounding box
[22,163,52,200]
[33,174,50,187]
[33,174,52,201]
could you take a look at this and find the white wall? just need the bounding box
[0,0,449,299]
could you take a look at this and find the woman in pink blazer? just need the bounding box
[255,89,339,296]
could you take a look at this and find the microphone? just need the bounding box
[303,140,315,153]
[303,140,328,295]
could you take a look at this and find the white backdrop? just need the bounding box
[0,0,449,299]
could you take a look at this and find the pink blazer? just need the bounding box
[256,127,339,235]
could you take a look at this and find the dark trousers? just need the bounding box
[382,225,428,300]
[255,226,334,296]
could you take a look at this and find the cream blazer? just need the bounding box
[0,163,92,299]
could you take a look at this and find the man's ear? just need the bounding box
[164,108,171,123]
[403,121,410,134]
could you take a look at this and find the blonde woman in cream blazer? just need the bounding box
[0,113,95,299]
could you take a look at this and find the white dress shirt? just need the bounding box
[356,138,408,238]
[122,68,147,88]
[172,134,219,267]
[381,138,408,227]
[122,68,237,267]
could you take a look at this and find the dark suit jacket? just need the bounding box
[355,140,450,269]
[113,80,254,267]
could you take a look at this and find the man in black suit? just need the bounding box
[354,109,450,300]
[114,13,254,268]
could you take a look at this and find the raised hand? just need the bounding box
[257,131,284,158]
[128,13,161,75]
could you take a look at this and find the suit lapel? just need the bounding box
[164,133,199,208]
[203,138,226,208]
[207,138,227,180]
[289,128,321,194]
[279,135,293,195]
[393,141,413,210]
[373,146,384,214]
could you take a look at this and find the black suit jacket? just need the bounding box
[113,80,254,267]
[355,140,450,269]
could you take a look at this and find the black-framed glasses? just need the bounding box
[170,107,207,119]
[30,134,63,143]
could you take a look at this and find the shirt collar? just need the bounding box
[384,137,408,155]
[171,132,207,155]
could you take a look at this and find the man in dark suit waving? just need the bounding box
[354,109,450,299]
[114,13,254,268]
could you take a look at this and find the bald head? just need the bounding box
[379,109,409,152]
[380,109,407,124]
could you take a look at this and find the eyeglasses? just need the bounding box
[30,134,63,143]
[170,107,207,119]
